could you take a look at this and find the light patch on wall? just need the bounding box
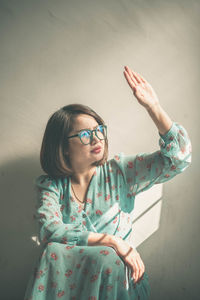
[31,235,40,246]
[128,183,163,248]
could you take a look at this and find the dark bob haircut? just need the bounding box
[40,104,108,178]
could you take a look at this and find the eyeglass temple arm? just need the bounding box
[67,134,79,139]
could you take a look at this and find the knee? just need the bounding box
[44,242,67,259]
[95,246,124,269]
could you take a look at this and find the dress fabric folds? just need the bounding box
[24,121,192,300]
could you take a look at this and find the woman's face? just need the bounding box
[66,114,106,170]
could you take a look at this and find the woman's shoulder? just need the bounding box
[106,152,124,164]
[35,174,55,185]
[34,174,67,191]
[102,152,131,175]
[106,152,136,167]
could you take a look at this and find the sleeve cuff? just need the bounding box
[76,231,91,246]
[158,121,177,139]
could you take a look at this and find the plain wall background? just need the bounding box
[0,0,199,299]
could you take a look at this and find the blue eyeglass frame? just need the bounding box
[67,124,107,145]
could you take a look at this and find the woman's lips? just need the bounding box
[91,147,102,153]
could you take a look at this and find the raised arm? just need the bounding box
[110,66,192,197]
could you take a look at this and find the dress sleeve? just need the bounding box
[34,175,90,247]
[112,121,192,197]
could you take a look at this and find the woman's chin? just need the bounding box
[91,153,104,163]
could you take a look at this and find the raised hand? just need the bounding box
[123,65,160,110]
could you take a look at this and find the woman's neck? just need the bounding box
[70,166,96,186]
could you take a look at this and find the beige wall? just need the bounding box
[0,0,199,299]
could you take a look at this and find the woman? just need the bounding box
[24,66,192,300]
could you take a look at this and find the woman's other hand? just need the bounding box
[111,236,145,284]
[123,65,160,110]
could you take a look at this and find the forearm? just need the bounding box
[146,103,173,135]
[88,232,116,247]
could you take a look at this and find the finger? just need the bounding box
[129,260,135,280]
[136,258,144,282]
[134,261,141,283]
[124,69,138,88]
[124,66,138,86]
[141,258,145,273]
[124,259,135,282]
[124,66,142,84]
[131,70,142,84]
[137,256,146,282]
[135,72,147,84]
[131,261,139,283]
[131,266,135,281]
[128,266,132,282]
[123,70,137,91]
[132,252,143,283]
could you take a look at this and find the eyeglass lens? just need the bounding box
[80,125,107,144]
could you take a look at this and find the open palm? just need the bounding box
[123,66,160,110]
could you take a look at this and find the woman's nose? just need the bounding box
[90,133,99,144]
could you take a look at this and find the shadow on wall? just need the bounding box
[0,155,43,300]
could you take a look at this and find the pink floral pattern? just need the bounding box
[50,253,58,261]
[24,122,191,300]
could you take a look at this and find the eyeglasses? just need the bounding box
[67,124,107,145]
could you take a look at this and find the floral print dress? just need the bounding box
[24,121,192,300]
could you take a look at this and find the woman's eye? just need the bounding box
[81,131,90,137]
[97,125,103,132]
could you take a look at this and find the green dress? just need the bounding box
[24,121,192,300]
